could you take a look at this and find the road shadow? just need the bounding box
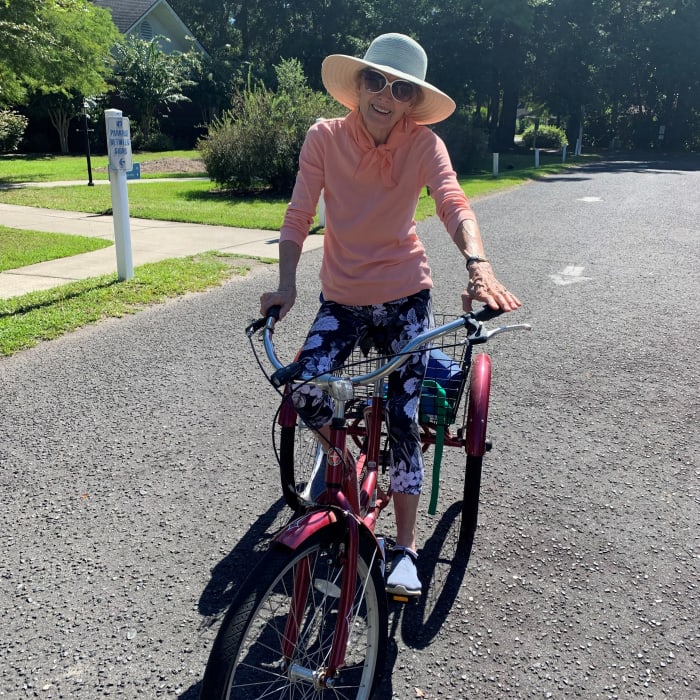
[176,681,202,699]
[190,498,474,699]
[197,497,292,623]
[536,152,700,183]
[179,498,293,698]
[374,501,476,697]
[403,502,474,648]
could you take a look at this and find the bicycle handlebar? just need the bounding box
[247,304,531,392]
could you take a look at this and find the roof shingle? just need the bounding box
[92,0,157,33]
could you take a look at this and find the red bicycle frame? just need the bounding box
[273,389,387,684]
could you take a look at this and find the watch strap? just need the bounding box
[466,256,489,268]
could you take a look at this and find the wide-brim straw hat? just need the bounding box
[321,33,456,125]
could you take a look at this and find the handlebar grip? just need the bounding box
[270,361,304,388]
[266,304,282,321]
[473,305,506,322]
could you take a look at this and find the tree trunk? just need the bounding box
[495,81,518,152]
[48,107,72,154]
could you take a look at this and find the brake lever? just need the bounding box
[245,305,283,337]
[245,317,266,336]
[465,306,530,344]
[484,323,532,340]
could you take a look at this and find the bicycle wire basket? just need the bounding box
[338,314,472,427]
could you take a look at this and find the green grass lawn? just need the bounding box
[0,227,113,272]
[0,253,255,356]
[0,150,206,183]
[0,180,290,229]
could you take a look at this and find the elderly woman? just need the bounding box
[260,33,520,596]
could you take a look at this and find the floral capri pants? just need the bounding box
[291,289,433,495]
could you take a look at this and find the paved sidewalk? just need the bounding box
[0,202,323,299]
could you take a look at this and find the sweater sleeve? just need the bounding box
[423,133,476,240]
[279,124,326,247]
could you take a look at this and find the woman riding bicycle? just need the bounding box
[260,32,520,598]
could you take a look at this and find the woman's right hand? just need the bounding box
[260,286,297,320]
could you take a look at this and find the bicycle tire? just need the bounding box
[200,524,388,699]
[460,353,491,545]
[278,410,379,512]
[460,455,483,544]
[278,419,323,511]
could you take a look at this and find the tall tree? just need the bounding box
[1,0,116,114]
[419,0,536,151]
[530,0,603,143]
[649,0,700,149]
[111,36,200,141]
[0,0,48,105]
[1,0,119,151]
[32,0,119,152]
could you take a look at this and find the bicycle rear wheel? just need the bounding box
[200,524,387,699]
[278,405,376,511]
[460,353,492,545]
[278,417,325,510]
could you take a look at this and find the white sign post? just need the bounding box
[105,108,134,281]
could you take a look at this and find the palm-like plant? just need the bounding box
[111,36,200,140]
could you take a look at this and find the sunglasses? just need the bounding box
[361,69,418,103]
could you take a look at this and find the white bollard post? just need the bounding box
[562,144,567,162]
[534,149,540,168]
[492,153,499,177]
[104,108,134,281]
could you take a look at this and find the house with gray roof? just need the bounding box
[92,0,207,55]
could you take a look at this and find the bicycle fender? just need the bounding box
[273,509,339,550]
[466,353,492,456]
[274,510,384,565]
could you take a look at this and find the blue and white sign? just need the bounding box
[126,163,141,180]
[106,116,132,171]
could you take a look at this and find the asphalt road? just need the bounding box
[1,154,698,699]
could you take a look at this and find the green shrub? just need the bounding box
[132,129,175,152]
[198,58,344,194]
[521,124,568,149]
[0,110,29,153]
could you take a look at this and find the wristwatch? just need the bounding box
[465,256,489,269]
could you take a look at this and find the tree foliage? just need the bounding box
[3,0,700,154]
[0,0,119,152]
[110,36,201,143]
[171,0,700,153]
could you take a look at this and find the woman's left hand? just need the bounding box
[462,262,521,313]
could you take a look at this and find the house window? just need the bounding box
[139,20,153,41]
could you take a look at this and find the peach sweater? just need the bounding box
[280,110,476,306]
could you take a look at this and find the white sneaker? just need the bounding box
[385,547,422,597]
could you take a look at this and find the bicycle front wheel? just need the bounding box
[200,524,387,699]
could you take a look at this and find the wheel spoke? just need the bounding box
[201,530,386,699]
